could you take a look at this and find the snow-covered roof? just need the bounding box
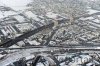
[0,12,5,18]
[46,12,59,19]
[15,23,33,32]
[69,55,92,66]
[0,54,5,59]
[88,21,100,28]
[0,0,32,11]
[0,11,17,19]
[87,9,100,14]
[17,41,25,47]
[36,62,45,66]
[97,15,100,17]
[13,15,26,22]
[1,29,7,36]
[9,45,20,48]
[27,40,40,45]
[85,17,94,20]
[25,55,35,60]
[92,19,100,23]
[24,11,40,21]
[86,62,94,66]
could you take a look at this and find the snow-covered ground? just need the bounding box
[0,0,32,19]
[0,0,32,11]
[0,11,17,19]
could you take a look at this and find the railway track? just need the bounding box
[0,45,100,50]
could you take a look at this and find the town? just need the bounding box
[0,0,100,66]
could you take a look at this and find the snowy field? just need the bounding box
[0,0,32,11]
